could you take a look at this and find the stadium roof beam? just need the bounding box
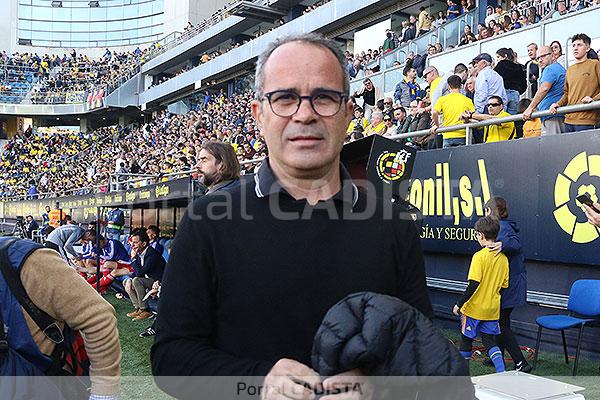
[229,1,287,23]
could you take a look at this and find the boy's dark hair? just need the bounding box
[489,95,503,105]
[447,75,462,89]
[82,229,105,242]
[572,33,591,46]
[475,216,500,241]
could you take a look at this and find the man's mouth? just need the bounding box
[289,136,323,143]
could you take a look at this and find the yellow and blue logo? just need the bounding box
[553,152,600,244]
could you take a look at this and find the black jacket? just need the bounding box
[312,292,474,399]
[131,245,165,281]
[495,60,527,94]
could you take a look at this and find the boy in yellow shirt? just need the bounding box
[453,216,509,372]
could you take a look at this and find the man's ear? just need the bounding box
[251,99,264,131]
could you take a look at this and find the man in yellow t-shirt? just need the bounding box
[363,111,387,136]
[431,74,474,148]
[453,216,509,373]
[463,95,516,142]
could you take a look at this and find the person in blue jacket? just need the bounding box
[485,196,531,372]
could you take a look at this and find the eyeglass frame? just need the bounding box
[260,89,349,117]
[536,52,552,61]
[486,102,502,107]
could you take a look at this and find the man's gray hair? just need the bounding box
[254,33,350,99]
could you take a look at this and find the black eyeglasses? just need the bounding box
[536,52,552,61]
[487,103,501,107]
[261,90,347,117]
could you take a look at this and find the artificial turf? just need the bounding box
[106,295,600,399]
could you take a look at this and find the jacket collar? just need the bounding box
[253,158,359,209]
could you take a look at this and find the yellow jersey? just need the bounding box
[434,92,474,139]
[484,111,516,143]
[461,248,509,321]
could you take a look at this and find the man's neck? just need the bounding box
[269,159,342,206]
[575,55,589,64]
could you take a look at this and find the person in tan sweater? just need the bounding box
[550,33,600,131]
[20,247,121,398]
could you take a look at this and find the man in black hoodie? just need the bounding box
[494,48,526,116]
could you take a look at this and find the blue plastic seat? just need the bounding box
[533,280,600,376]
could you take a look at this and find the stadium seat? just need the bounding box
[533,280,600,376]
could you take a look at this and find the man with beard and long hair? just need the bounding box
[196,141,241,194]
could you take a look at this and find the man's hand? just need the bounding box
[321,369,373,400]
[487,241,503,255]
[584,203,600,228]
[453,305,461,316]
[581,96,594,104]
[522,106,533,121]
[429,124,438,134]
[549,103,559,114]
[262,359,320,400]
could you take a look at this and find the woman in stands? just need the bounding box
[485,197,531,373]
[459,25,477,46]
[550,40,566,67]
[494,48,526,115]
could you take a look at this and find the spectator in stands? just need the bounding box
[493,24,506,36]
[147,225,164,256]
[408,99,434,148]
[383,114,397,136]
[394,66,421,107]
[494,48,527,115]
[431,74,475,148]
[464,95,516,142]
[383,30,396,53]
[353,77,380,120]
[364,111,387,136]
[550,33,600,132]
[485,6,498,26]
[552,1,569,18]
[347,106,369,134]
[197,140,241,194]
[459,25,477,46]
[423,66,442,98]
[527,7,541,24]
[519,99,542,137]
[569,0,586,12]
[126,229,166,321]
[525,43,540,95]
[393,106,410,134]
[550,40,566,67]
[417,7,432,36]
[431,63,469,108]
[472,53,508,113]
[447,0,462,20]
[382,97,395,119]
[523,45,566,135]
[509,10,521,29]
[42,205,50,228]
[432,11,447,28]
[402,17,417,43]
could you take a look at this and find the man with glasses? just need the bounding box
[522,45,566,135]
[463,95,516,142]
[353,77,381,120]
[152,33,433,398]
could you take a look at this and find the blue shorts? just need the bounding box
[114,275,132,283]
[461,315,500,339]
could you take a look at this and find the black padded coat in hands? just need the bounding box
[312,292,475,399]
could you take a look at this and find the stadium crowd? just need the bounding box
[0,90,266,199]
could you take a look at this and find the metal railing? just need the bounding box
[389,101,600,144]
